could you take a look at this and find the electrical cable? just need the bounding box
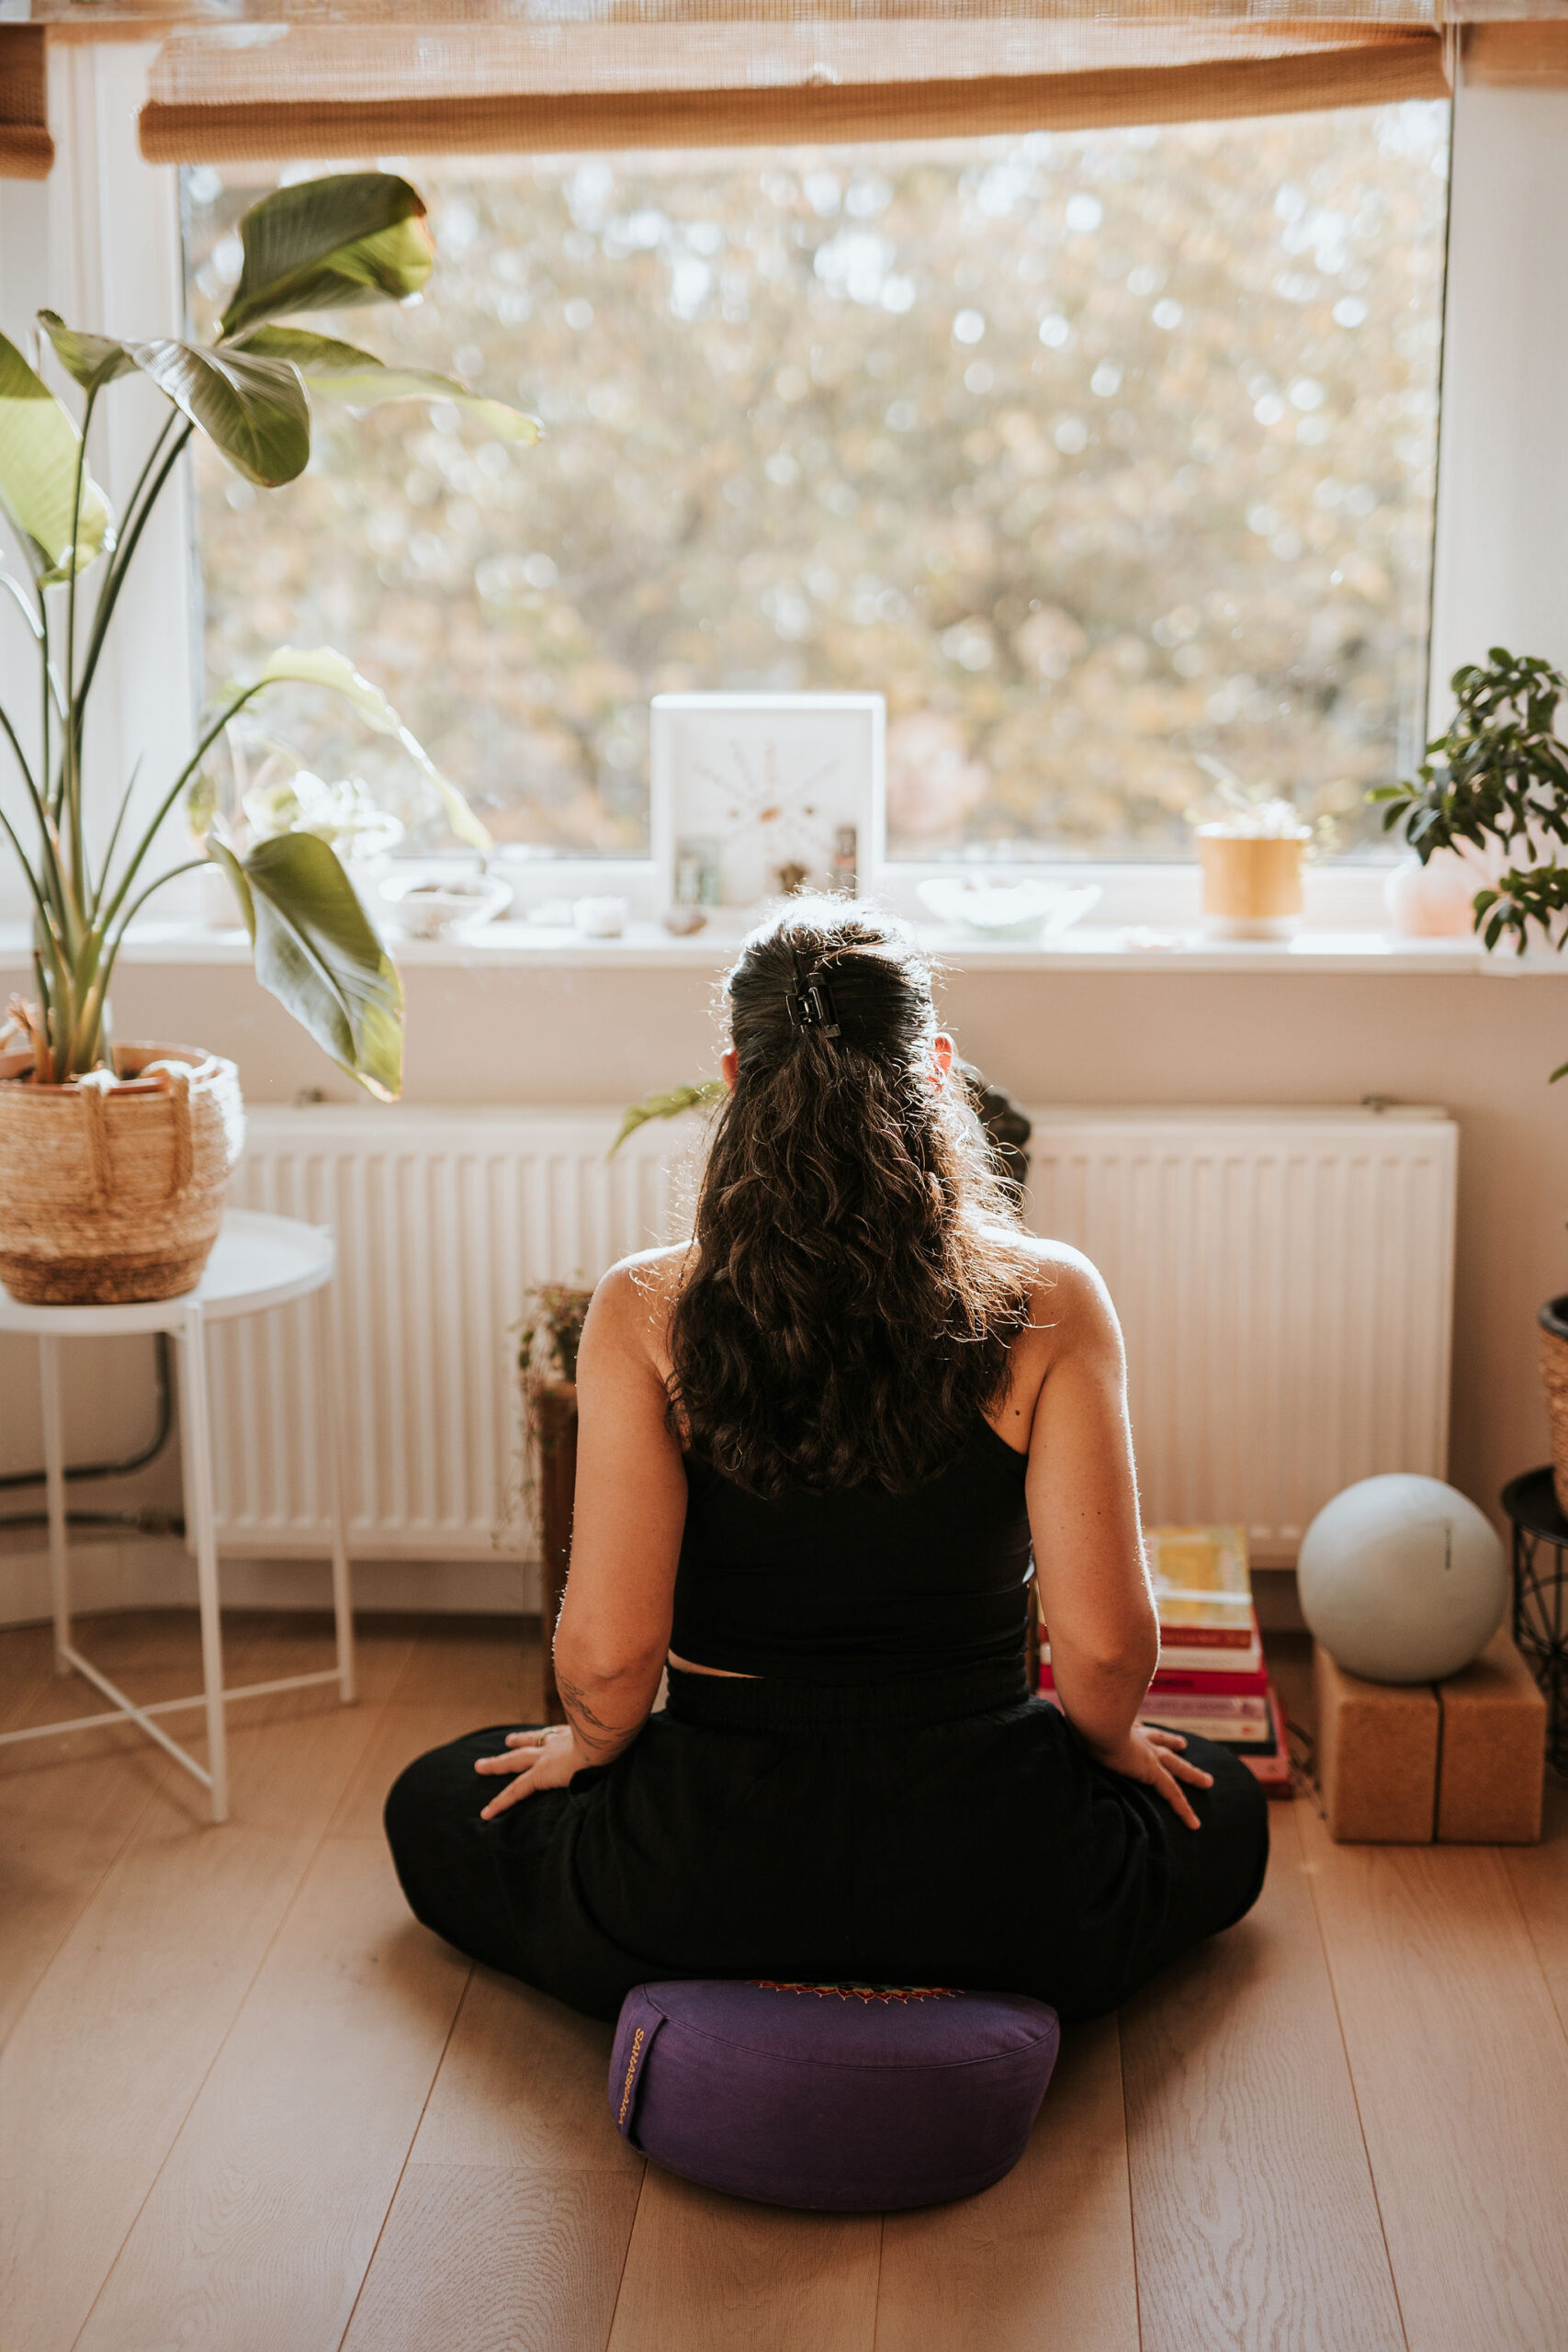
[0,1333,176,1534]
[0,1506,185,1535]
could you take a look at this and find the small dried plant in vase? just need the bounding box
[518,1282,594,1392]
[1185,758,1324,941]
[514,1283,595,1722]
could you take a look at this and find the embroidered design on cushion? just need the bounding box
[750,1981,961,2003]
[617,2025,647,2127]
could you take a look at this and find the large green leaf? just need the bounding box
[245,645,492,853]
[220,174,434,340]
[37,311,140,394]
[130,342,310,487]
[0,332,115,582]
[609,1080,727,1157]
[209,829,402,1100]
[232,326,540,444]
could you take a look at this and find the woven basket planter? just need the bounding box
[0,1044,245,1306]
[1540,1297,1568,1517]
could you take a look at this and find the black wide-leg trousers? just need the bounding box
[385,1662,1269,2025]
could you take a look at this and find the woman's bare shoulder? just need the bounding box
[1006,1237,1122,1375]
[590,1245,691,1357]
[1004,1233,1112,1317]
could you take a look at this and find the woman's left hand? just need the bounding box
[474,1725,589,1818]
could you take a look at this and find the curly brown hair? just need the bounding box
[667,900,1037,1497]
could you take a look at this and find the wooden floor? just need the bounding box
[3,1612,1567,2352]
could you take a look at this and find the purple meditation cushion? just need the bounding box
[608,1979,1060,2211]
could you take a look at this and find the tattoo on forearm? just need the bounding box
[556,1672,640,1758]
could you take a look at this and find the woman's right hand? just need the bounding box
[1087,1723,1213,1830]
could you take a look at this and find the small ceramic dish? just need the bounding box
[378,872,513,939]
[916,876,1102,944]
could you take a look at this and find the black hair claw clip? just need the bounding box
[785,966,841,1037]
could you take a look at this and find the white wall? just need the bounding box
[1428,77,1568,720]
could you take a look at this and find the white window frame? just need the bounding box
[6,50,1565,948]
[0,42,198,930]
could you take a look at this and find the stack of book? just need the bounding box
[1037,1523,1291,1796]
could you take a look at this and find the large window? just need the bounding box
[183,104,1448,865]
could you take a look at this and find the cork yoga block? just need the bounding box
[1436,1629,1547,1845]
[1315,1645,1439,1844]
[1314,1634,1546,1844]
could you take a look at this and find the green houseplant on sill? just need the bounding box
[1371,645,1568,1511]
[0,171,536,1306]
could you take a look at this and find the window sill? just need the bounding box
[2,917,1554,978]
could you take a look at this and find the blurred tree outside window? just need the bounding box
[181,105,1447,865]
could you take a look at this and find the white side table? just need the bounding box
[0,1210,355,1822]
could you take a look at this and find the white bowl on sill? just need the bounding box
[379,872,513,940]
[917,876,1102,944]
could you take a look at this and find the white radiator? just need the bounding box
[211,1108,695,1559]
[1024,1107,1456,1562]
[213,1102,1456,1568]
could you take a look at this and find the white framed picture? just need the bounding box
[649,692,886,913]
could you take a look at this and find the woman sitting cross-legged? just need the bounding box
[384,902,1268,2021]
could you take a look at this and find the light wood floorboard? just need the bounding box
[1122,1800,1405,2352]
[389,1616,544,1716]
[3,1611,1564,2352]
[343,2164,644,2352]
[0,1637,388,2352]
[606,2170,882,2352]
[0,1620,53,1721]
[1299,1801,1568,2352]
[73,1835,470,2352]
[0,1611,400,2050]
[874,2013,1137,2352]
[1502,1778,1568,2043]
[412,1971,640,2177]
[0,1714,169,2045]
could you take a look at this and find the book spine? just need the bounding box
[1155,1624,1258,1650]
[1040,1662,1269,1697]
[1239,1690,1293,1795]
[1038,1689,1278,1751]
[1144,1695,1270,1718]
[1043,1611,1261,1657]
[1154,1646,1263,1679]
[1045,1651,1264,1682]
[1147,1722,1274,1747]
[1148,1665,1271,1697]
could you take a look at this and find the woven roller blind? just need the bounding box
[0,3,1556,175]
[0,27,52,181]
[135,7,1461,163]
[1463,17,1568,79]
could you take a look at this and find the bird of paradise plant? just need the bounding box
[0,170,537,1100]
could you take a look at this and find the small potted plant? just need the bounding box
[1371,647,1568,1507]
[1186,759,1317,940]
[0,171,536,1305]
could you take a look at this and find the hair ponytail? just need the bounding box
[667,900,1035,1496]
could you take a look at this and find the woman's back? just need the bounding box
[386,897,1267,2034]
[671,1419,1033,1683]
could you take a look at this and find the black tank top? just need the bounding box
[670,1419,1033,1683]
